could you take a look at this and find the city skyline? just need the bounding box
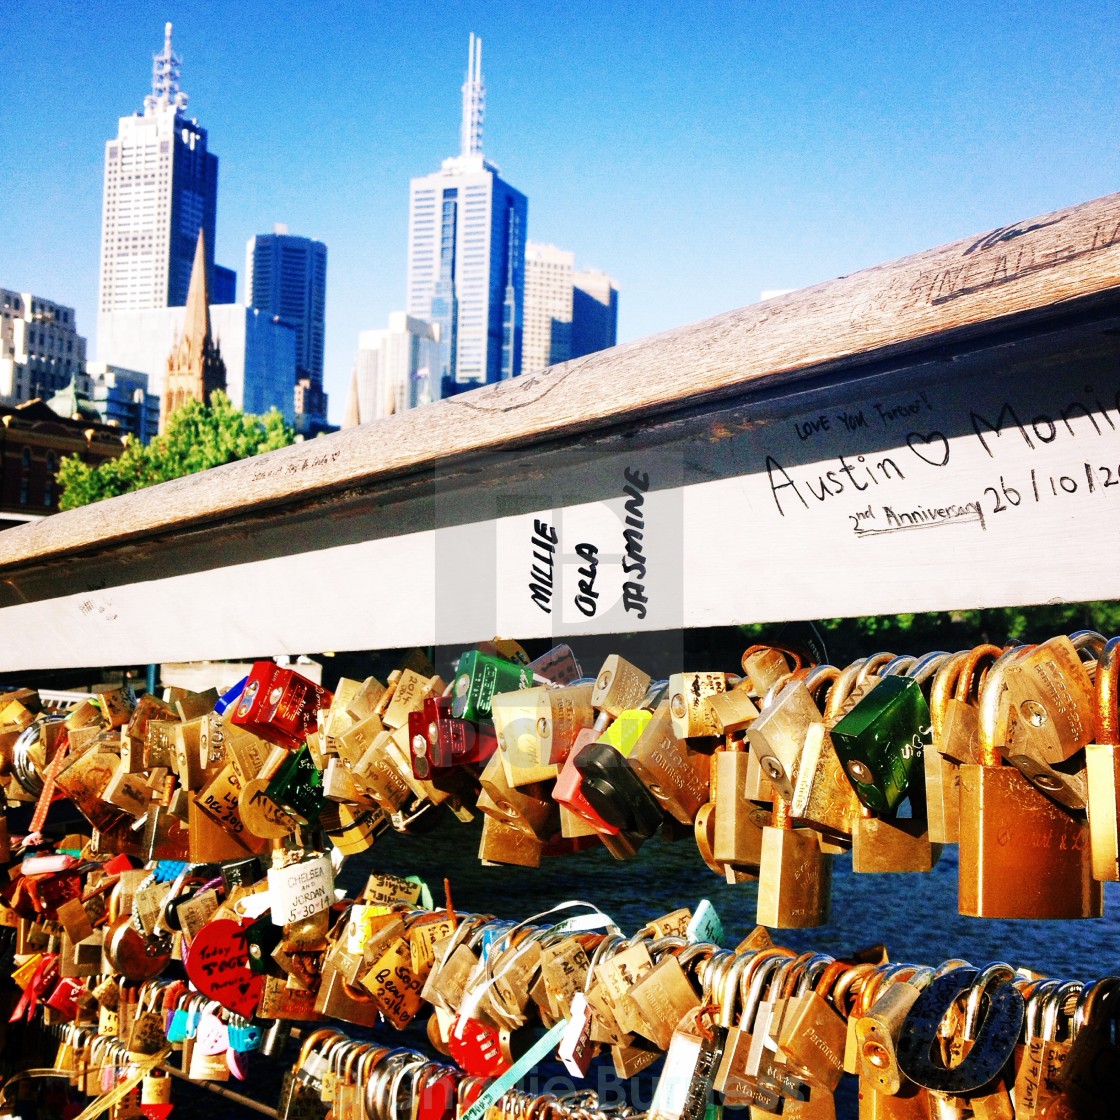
[3,1,1117,425]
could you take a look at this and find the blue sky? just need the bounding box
[2,1,1117,423]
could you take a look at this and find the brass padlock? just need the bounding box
[628,701,711,824]
[925,651,970,843]
[712,743,766,868]
[748,666,837,801]
[492,683,594,784]
[668,672,728,739]
[756,796,831,928]
[959,646,1102,919]
[997,639,1092,812]
[1085,636,1120,881]
[592,655,652,718]
[1001,633,1099,764]
[777,958,848,1092]
[855,966,933,1095]
[790,722,860,841]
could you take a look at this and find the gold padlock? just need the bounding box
[959,646,1102,919]
[756,795,831,928]
[1085,635,1120,881]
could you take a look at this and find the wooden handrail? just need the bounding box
[0,193,1118,670]
[0,191,1117,573]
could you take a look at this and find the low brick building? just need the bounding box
[0,399,126,529]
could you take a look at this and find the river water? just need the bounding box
[351,811,1120,984]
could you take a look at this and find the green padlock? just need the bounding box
[451,649,533,722]
[830,674,931,813]
[265,743,325,825]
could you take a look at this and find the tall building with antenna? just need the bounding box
[98,23,219,315]
[406,34,528,393]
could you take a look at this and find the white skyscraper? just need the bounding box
[345,314,441,425]
[406,35,528,394]
[98,23,218,317]
[522,242,574,373]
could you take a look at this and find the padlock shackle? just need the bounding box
[977,645,1034,766]
[930,651,971,739]
[1095,636,1120,745]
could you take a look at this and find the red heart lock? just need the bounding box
[183,919,262,1019]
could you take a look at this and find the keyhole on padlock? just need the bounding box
[762,757,785,781]
[847,759,873,784]
[863,1041,891,1070]
[1020,699,1048,728]
[413,734,429,756]
[597,670,612,690]
[670,694,686,719]
[536,717,549,737]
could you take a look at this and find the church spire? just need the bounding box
[183,226,211,347]
[460,33,485,157]
[161,228,225,431]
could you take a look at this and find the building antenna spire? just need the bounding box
[460,33,485,157]
[146,21,188,115]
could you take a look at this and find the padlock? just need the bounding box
[748,664,838,800]
[407,696,497,780]
[231,662,330,750]
[628,700,711,825]
[714,951,792,1108]
[628,954,704,1051]
[478,813,544,867]
[451,650,533,723]
[667,672,729,739]
[895,965,1024,1095]
[831,672,929,815]
[997,639,1091,812]
[553,734,622,834]
[790,722,860,841]
[276,1028,341,1120]
[648,1004,728,1120]
[265,743,326,825]
[492,683,594,784]
[756,796,831,928]
[527,642,583,685]
[591,654,652,717]
[711,743,765,868]
[777,958,848,1092]
[1085,635,1120,880]
[959,645,1102,918]
[1056,976,1120,1113]
[379,666,443,730]
[854,967,932,1095]
[1001,633,1099,764]
[476,751,558,838]
[741,644,803,698]
[573,741,663,839]
[925,650,970,843]
[1009,979,1078,1120]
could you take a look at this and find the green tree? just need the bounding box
[58,391,295,510]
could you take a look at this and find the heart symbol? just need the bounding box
[906,430,950,467]
[195,1012,228,1056]
[184,919,262,1019]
